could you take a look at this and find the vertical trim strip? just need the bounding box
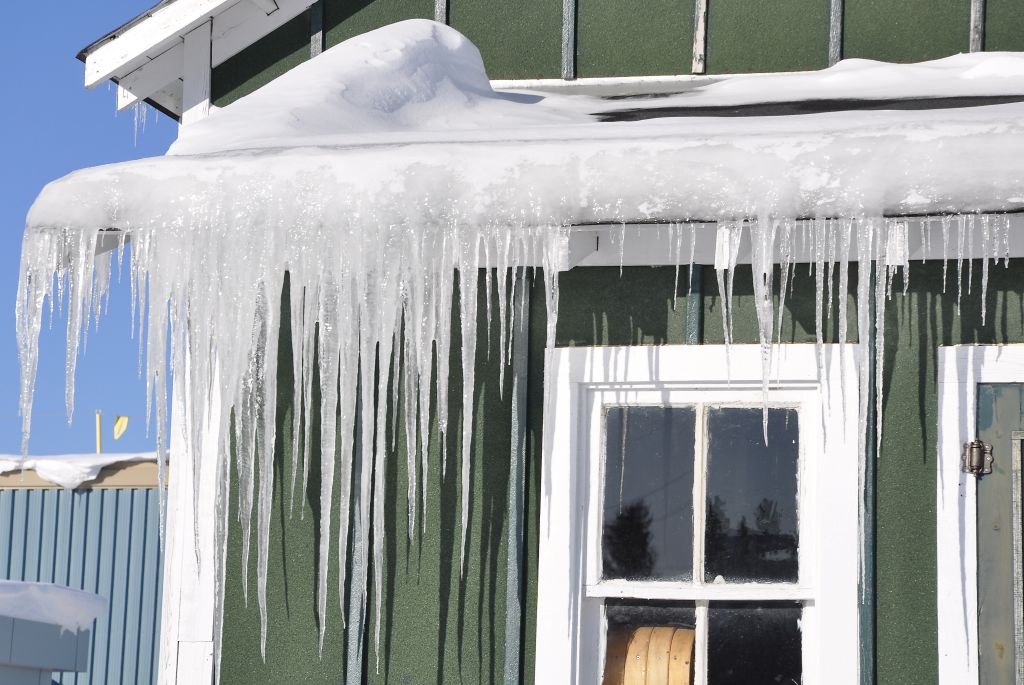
[435,0,448,25]
[309,0,324,58]
[561,0,577,79]
[691,0,709,74]
[182,20,212,126]
[503,269,532,685]
[1011,432,1024,683]
[970,0,986,52]
[828,0,844,65]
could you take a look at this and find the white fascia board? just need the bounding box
[85,0,242,88]
[117,42,185,111]
[247,0,280,13]
[211,0,311,67]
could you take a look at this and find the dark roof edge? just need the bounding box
[76,0,180,63]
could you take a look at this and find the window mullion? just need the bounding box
[693,404,708,585]
[694,600,709,685]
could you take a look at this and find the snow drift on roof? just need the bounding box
[0,580,107,633]
[0,452,158,489]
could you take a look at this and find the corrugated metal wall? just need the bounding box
[0,487,162,684]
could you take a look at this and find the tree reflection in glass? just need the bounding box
[704,408,799,583]
[602,407,696,581]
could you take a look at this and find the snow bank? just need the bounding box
[15,18,1024,674]
[0,581,106,633]
[0,452,158,489]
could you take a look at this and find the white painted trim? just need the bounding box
[158,353,223,685]
[117,42,185,112]
[936,345,1024,685]
[85,0,239,87]
[559,216,1024,268]
[182,21,212,126]
[535,344,860,685]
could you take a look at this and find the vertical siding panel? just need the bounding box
[0,485,162,684]
[0,491,11,575]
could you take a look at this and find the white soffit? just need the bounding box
[86,0,317,117]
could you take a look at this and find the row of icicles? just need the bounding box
[15,211,1012,682]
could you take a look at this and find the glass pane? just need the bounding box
[705,407,799,583]
[603,406,696,581]
[603,600,696,685]
[708,602,802,685]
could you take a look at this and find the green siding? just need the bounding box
[575,0,693,78]
[842,0,970,63]
[221,272,542,683]
[324,0,434,50]
[211,10,311,107]
[448,0,562,79]
[705,0,829,74]
[985,0,1024,52]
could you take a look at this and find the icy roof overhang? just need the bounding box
[30,20,1024,234]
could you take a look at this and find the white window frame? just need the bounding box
[936,344,1024,684]
[535,343,860,685]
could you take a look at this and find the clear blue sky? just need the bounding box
[1,2,177,454]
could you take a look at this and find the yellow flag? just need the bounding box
[113,415,129,440]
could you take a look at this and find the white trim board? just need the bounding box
[936,344,1024,685]
[535,344,861,685]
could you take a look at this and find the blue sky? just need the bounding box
[1,2,177,454]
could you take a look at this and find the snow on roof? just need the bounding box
[28,20,1024,231]
[0,452,158,489]
[0,580,107,633]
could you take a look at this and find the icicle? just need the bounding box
[688,225,697,296]
[672,223,683,311]
[967,215,975,296]
[956,216,966,312]
[941,215,950,293]
[814,218,826,387]
[836,220,852,420]
[981,215,991,325]
[748,217,777,440]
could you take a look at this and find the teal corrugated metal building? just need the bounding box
[0,486,162,684]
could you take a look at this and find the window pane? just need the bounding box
[603,407,696,581]
[705,407,799,583]
[604,600,696,685]
[708,602,802,684]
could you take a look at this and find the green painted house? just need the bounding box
[18,1,1024,684]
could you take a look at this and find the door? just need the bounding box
[976,383,1024,684]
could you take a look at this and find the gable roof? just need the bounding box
[77,0,314,120]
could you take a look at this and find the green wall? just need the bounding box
[842,0,970,63]
[209,0,1009,107]
[985,0,1024,52]
[706,0,830,74]
[575,0,693,78]
[220,273,545,683]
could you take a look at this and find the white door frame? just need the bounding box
[936,344,1024,684]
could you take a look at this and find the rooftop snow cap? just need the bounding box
[170,19,578,155]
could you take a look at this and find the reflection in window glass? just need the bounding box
[707,602,802,684]
[603,600,696,685]
[705,408,799,583]
[603,407,696,581]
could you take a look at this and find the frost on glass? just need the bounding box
[602,407,696,582]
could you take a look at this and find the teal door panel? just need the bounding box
[976,383,1024,684]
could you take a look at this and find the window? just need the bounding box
[536,345,860,685]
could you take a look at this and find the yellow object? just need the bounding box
[604,625,694,685]
[113,415,129,440]
[95,410,102,454]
